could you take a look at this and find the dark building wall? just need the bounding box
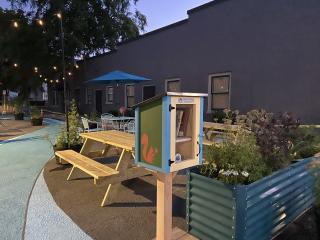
[68,0,320,123]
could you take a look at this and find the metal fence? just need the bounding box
[187,157,316,240]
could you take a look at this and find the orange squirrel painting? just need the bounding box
[141,133,158,164]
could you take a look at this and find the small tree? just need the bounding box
[67,99,81,147]
[55,99,81,149]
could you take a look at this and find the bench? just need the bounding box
[55,150,119,184]
[203,122,241,146]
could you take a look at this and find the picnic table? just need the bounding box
[56,130,150,207]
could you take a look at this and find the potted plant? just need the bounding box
[12,97,24,120]
[186,110,319,240]
[30,107,43,126]
[53,99,83,155]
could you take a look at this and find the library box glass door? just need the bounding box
[169,96,201,172]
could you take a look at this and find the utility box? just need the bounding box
[134,92,207,173]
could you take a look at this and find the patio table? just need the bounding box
[79,130,149,206]
[101,116,135,130]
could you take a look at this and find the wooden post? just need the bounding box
[156,172,173,240]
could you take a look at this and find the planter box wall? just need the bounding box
[186,158,316,240]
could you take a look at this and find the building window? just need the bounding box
[86,88,93,104]
[166,79,181,92]
[106,86,113,104]
[209,73,231,111]
[125,85,135,108]
[142,85,156,101]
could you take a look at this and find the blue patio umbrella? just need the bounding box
[86,70,150,85]
[85,70,150,108]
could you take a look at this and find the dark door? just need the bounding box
[143,86,156,101]
[95,90,102,114]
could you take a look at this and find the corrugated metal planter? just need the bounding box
[186,157,316,240]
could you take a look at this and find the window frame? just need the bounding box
[125,84,135,108]
[85,88,93,105]
[105,86,114,104]
[165,78,181,92]
[142,85,156,101]
[207,72,231,113]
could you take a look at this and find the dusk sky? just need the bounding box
[0,0,212,32]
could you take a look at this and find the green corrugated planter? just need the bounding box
[186,157,316,240]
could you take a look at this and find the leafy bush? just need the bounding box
[30,106,42,119]
[242,109,300,171]
[200,130,270,184]
[289,127,320,159]
[55,99,81,149]
[67,99,81,147]
[12,97,24,114]
[212,109,239,124]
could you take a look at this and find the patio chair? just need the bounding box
[123,120,135,134]
[101,113,114,130]
[81,117,103,132]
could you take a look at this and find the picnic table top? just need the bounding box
[80,130,135,151]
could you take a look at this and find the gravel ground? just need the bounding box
[24,170,91,240]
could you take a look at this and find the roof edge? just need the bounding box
[187,0,228,15]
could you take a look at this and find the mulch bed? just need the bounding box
[43,157,187,240]
[43,156,320,240]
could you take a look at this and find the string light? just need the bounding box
[34,67,38,73]
[53,66,57,70]
[37,19,44,26]
[50,80,53,83]
[13,63,18,68]
[39,74,42,78]
[13,21,19,28]
[68,72,72,76]
[55,79,59,83]
[75,64,79,69]
[44,78,47,82]
[56,13,62,19]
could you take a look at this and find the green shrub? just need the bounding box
[242,109,299,171]
[200,130,270,184]
[30,106,42,119]
[212,109,239,124]
[67,99,81,147]
[55,99,81,149]
[12,97,24,114]
[291,127,320,159]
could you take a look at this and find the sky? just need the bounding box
[0,0,212,32]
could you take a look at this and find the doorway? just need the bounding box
[95,90,102,114]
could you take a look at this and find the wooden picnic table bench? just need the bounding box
[203,121,241,146]
[55,130,150,207]
[55,150,119,184]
